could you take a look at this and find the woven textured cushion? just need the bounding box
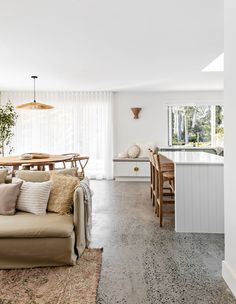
[127,145,140,158]
[51,168,78,177]
[0,182,23,215]
[0,170,8,184]
[48,174,79,215]
[16,181,51,215]
[15,171,50,183]
[15,168,78,183]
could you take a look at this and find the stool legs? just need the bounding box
[150,162,153,199]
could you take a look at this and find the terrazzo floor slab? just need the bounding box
[90,180,236,304]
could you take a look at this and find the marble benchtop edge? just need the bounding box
[160,152,224,165]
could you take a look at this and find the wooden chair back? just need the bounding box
[61,153,80,168]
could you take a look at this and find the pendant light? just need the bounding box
[16,76,54,110]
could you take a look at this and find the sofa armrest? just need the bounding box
[73,186,86,257]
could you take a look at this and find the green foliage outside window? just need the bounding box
[169,105,224,147]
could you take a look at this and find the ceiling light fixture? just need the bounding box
[16,76,54,110]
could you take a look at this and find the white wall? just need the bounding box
[113,91,223,156]
[222,0,236,297]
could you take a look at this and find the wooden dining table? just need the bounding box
[0,154,90,178]
[0,154,74,171]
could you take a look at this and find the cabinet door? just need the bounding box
[114,162,136,177]
[136,162,150,177]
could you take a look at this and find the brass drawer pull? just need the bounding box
[134,167,139,172]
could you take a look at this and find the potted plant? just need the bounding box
[0,100,18,157]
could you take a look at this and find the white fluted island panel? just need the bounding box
[160,152,224,233]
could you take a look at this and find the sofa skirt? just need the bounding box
[0,232,77,269]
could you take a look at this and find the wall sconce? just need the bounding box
[131,107,142,119]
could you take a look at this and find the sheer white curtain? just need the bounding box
[1,91,113,179]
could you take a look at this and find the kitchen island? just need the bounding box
[160,151,224,233]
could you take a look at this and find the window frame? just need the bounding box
[167,103,224,147]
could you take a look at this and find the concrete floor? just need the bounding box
[90,180,236,304]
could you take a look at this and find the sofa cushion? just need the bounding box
[0,212,74,238]
[15,170,50,182]
[15,168,78,183]
[48,174,79,215]
[0,169,8,184]
[16,181,51,215]
[0,182,23,215]
[52,168,78,177]
[127,145,140,158]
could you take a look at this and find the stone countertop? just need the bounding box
[160,146,221,150]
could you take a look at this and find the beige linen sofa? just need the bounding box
[0,176,87,269]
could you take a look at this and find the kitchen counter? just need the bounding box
[159,151,224,233]
[160,151,224,165]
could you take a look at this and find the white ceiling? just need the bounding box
[0,0,223,91]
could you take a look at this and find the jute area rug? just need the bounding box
[0,249,102,304]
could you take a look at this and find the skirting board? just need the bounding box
[222,260,236,297]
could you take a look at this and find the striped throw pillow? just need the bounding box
[16,181,51,215]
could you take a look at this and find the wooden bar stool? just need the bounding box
[151,152,174,211]
[153,153,175,227]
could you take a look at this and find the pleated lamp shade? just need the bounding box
[16,102,54,110]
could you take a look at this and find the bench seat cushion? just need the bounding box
[0,212,74,238]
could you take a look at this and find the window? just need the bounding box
[168,105,224,147]
[1,91,113,179]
